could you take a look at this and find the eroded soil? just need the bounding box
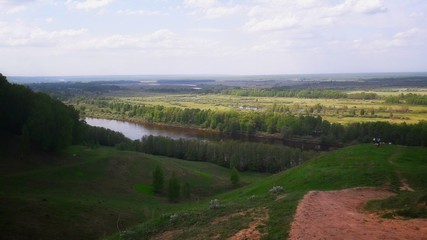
[289,188,427,240]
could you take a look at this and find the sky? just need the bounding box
[0,0,426,76]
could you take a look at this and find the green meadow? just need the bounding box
[75,93,427,125]
[106,144,426,239]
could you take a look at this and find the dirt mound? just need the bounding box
[289,188,427,240]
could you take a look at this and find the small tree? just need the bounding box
[152,165,164,194]
[182,182,191,199]
[230,167,240,188]
[168,172,180,202]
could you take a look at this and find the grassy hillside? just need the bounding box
[1,144,425,240]
[110,144,427,240]
[0,145,267,240]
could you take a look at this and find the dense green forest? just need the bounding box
[118,135,314,173]
[0,74,128,152]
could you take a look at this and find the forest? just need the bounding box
[118,135,314,173]
[0,74,127,152]
[79,98,427,147]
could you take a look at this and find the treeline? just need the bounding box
[221,89,378,99]
[107,100,330,136]
[385,93,427,105]
[99,99,427,147]
[326,121,427,146]
[0,74,128,152]
[118,135,313,173]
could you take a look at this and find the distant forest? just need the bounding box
[91,99,427,147]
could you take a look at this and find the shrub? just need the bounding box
[169,213,179,223]
[209,199,221,209]
[269,186,284,195]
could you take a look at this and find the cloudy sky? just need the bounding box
[0,0,426,76]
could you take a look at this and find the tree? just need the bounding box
[230,167,240,188]
[168,172,181,203]
[182,182,191,199]
[152,165,164,194]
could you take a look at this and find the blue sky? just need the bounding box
[0,0,426,76]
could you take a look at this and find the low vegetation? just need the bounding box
[106,144,427,239]
[0,145,267,240]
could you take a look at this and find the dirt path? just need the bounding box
[289,188,427,240]
[388,157,415,192]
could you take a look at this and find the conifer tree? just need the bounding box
[152,165,164,194]
[168,172,180,202]
[230,167,240,188]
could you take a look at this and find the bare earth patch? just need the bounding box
[289,188,427,240]
[150,229,183,240]
[227,208,269,240]
[210,209,253,225]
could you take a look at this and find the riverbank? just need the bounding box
[83,113,337,151]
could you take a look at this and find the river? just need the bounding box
[85,117,220,141]
[85,118,328,150]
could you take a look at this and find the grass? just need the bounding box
[74,93,427,125]
[0,145,267,240]
[1,143,425,239]
[109,144,427,239]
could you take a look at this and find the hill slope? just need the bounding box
[112,144,427,240]
[0,146,266,240]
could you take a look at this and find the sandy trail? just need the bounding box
[289,188,427,240]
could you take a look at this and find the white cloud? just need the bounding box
[6,5,27,14]
[245,0,388,32]
[352,0,387,15]
[0,21,87,47]
[116,9,162,16]
[327,0,387,17]
[245,16,298,32]
[71,29,218,57]
[184,0,241,19]
[351,28,426,53]
[66,0,112,10]
[394,28,424,39]
[0,0,33,14]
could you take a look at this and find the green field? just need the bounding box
[0,145,267,240]
[74,93,427,125]
[106,144,427,239]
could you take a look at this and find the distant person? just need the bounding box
[372,137,381,147]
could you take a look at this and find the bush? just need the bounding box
[169,213,179,223]
[209,199,221,209]
[269,186,284,195]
